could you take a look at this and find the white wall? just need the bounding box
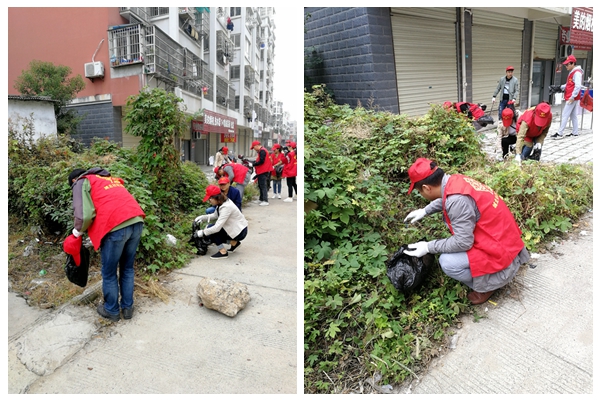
[8,99,58,140]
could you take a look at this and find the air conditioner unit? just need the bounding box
[560,45,574,59]
[85,61,105,79]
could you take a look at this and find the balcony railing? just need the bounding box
[108,24,145,67]
[216,30,234,66]
[144,25,185,85]
[119,7,149,24]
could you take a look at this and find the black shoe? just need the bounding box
[97,303,120,321]
[210,251,229,259]
[122,306,134,320]
[552,133,564,140]
[229,242,241,253]
[565,132,573,137]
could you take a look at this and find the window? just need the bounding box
[231,34,241,48]
[234,96,240,110]
[260,70,264,80]
[230,7,241,17]
[259,91,263,100]
[245,38,252,60]
[230,65,240,80]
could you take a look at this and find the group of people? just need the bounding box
[493,55,586,163]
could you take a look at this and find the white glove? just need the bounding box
[404,242,429,258]
[195,230,205,238]
[72,228,82,238]
[514,154,522,165]
[404,209,427,224]
[195,215,208,224]
[533,143,542,151]
[492,97,496,103]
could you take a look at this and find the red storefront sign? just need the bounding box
[191,110,237,142]
[567,8,593,51]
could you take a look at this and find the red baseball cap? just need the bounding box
[289,141,297,148]
[63,234,83,266]
[272,144,281,150]
[250,140,261,149]
[203,185,222,202]
[501,108,514,127]
[534,103,551,127]
[562,55,576,65]
[218,177,230,185]
[407,158,438,194]
[506,66,514,71]
[221,146,228,155]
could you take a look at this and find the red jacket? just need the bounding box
[442,174,524,278]
[270,152,286,177]
[85,174,145,250]
[223,162,249,184]
[253,147,273,176]
[283,150,297,178]
[516,108,552,143]
[565,68,583,101]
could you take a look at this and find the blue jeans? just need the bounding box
[272,179,282,194]
[520,139,542,160]
[100,222,143,315]
[498,99,509,121]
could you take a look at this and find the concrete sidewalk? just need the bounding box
[8,180,299,394]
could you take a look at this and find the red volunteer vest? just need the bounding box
[516,108,551,143]
[564,68,583,101]
[283,150,297,178]
[442,175,524,277]
[270,152,286,177]
[254,147,273,175]
[224,162,249,184]
[86,174,146,250]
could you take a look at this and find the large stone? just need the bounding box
[196,277,250,317]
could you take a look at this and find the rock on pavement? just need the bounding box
[196,277,250,317]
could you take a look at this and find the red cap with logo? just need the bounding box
[272,143,281,150]
[502,108,514,127]
[218,177,230,185]
[506,66,514,71]
[250,140,261,149]
[203,185,222,202]
[534,103,552,127]
[407,158,438,194]
[562,55,576,65]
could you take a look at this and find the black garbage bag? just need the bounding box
[64,242,90,288]
[476,115,494,127]
[386,241,435,293]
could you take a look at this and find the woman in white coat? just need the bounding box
[194,185,248,259]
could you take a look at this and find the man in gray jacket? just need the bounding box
[492,66,519,121]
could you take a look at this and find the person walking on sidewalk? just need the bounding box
[220,159,251,199]
[194,185,248,259]
[250,140,273,206]
[68,167,146,321]
[270,144,286,199]
[492,66,519,121]
[403,158,530,305]
[551,55,584,140]
[514,102,552,164]
[282,141,298,203]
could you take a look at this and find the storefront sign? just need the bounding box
[569,7,593,50]
[191,110,237,140]
[220,132,236,143]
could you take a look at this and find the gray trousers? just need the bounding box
[439,252,474,289]
[558,101,579,136]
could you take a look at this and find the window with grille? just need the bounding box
[230,7,241,17]
[149,7,169,18]
[234,96,240,110]
[231,34,241,48]
[108,24,143,67]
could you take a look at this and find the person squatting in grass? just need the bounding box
[68,167,146,321]
[403,158,530,305]
[194,185,248,259]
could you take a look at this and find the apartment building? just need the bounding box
[8,7,281,165]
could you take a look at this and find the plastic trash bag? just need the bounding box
[386,241,435,293]
[476,115,494,127]
[64,241,90,287]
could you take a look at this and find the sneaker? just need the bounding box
[271,194,277,198]
[229,242,241,253]
[97,303,120,322]
[283,198,293,202]
[210,251,228,259]
[277,194,281,199]
[122,306,134,320]
[252,200,260,204]
[259,201,269,206]
[550,133,563,140]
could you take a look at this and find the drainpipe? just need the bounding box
[461,8,468,101]
[528,21,536,108]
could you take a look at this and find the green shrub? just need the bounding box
[303,85,593,393]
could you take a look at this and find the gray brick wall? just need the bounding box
[304,7,399,113]
[68,101,122,146]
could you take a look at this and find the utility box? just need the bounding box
[85,61,105,79]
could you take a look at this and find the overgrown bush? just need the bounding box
[303,85,593,393]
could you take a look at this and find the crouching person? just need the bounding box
[194,185,248,260]
[403,158,530,304]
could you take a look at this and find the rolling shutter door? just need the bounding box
[390,8,458,116]
[534,21,558,60]
[471,10,523,107]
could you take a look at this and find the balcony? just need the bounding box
[144,25,185,86]
[108,24,145,67]
[216,30,234,66]
[244,65,258,90]
[119,7,149,24]
[179,7,210,45]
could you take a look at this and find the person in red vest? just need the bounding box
[551,55,584,139]
[250,140,273,206]
[282,141,298,202]
[220,159,251,199]
[514,102,552,163]
[403,158,530,305]
[68,167,146,321]
[269,144,286,199]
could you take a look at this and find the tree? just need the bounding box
[14,60,86,135]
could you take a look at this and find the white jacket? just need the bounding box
[204,198,248,238]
